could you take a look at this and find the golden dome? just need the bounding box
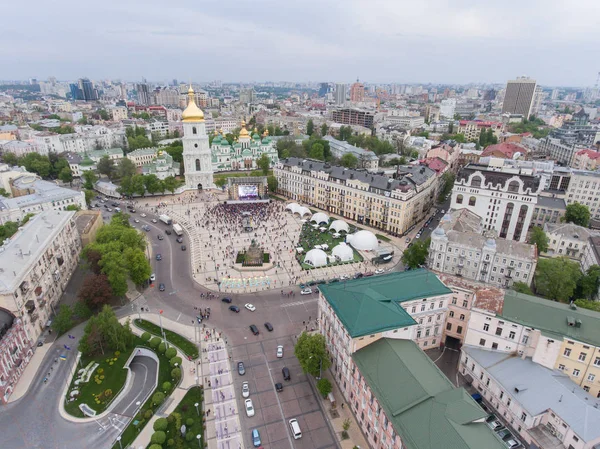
[239,119,250,138]
[263,128,269,136]
[182,86,204,122]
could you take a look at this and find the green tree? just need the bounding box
[534,257,581,301]
[0,188,9,197]
[320,123,328,136]
[294,332,331,377]
[78,274,113,309]
[577,265,600,300]
[58,166,73,185]
[317,378,332,398]
[124,247,152,285]
[98,109,109,121]
[340,153,358,168]
[214,177,227,189]
[528,226,549,253]
[437,172,455,203]
[143,174,162,195]
[82,170,98,189]
[163,176,178,194]
[21,153,51,178]
[257,153,271,175]
[401,239,430,269]
[65,204,80,211]
[306,119,314,136]
[52,305,74,335]
[84,189,95,206]
[564,203,591,227]
[116,158,137,179]
[574,298,600,312]
[267,175,278,193]
[131,174,146,196]
[309,143,325,160]
[2,152,19,166]
[164,142,183,164]
[511,281,533,295]
[73,300,92,320]
[96,155,115,179]
[79,306,134,356]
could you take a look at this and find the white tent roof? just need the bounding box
[329,220,349,233]
[304,249,328,267]
[346,230,379,251]
[297,206,311,216]
[331,242,353,262]
[311,212,330,224]
[286,202,300,212]
[286,203,311,216]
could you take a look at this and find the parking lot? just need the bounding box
[231,336,337,449]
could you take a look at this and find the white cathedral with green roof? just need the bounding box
[210,120,278,172]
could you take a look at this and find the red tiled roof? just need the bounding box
[420,157,448,173]
[575,149,600,160]
[481,142,527,159]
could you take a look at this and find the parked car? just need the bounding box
[181,245,186,251]
[238,362,246,375]
[140,213,146,217]
[130,209,136,213]
[300,288,312,295]
[496,429,513,441]
[307,281,316,286]
[504,438,521,449]
[152,219,158,223]
[275,382,283,392]
[229,305,240,313]
[157,234,164,240]
[264,322,273,332]
[276,345,283,358]
[156,254,162,260]
[221,297,232,303]
[134,219,140,223]
[159,283,165,292]
[245,399,255,417]
[241,381,250,398]
[150,273,156,282]
[487,418,505,431]
[251,429,261,447]
[354,273,363,279]
[282,367,291,381]
[375,268,384,274]
[364,272,374,277]
[249,325,259,335]
[165,229,172,235]
[245,303,256,312]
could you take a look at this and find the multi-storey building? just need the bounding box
[428,209,537,288]
[127,147,158,167]
[334,83,347,105]
[331,108,375,128]
[456,120,504,142]
[565,170,600,220]
[572,149,600,171]
[110,106,128,121]
[317,271,505,449]
[0,310,33,404]
[0,211,81,343]
[502,77,537,118]
[538,136,582,166]
[543,222,598,260]
[451,163,542,241]
[322,136,379,170]
[275,158,439,235]
[531,195,566,227]
[349,81,365,103]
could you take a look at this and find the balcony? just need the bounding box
[30,311,39,323]
[35,286,43,299]
[19,281,29,294]
[505,270,513,279]
[25,300,36,314]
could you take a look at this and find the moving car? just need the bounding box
[157,234,164,240]
[156,254,162,260]
[245,399,255,417]
[264,322,273,332]
[245,303,256,312]
[276,345,284,358]
[282,367,291,381]
[221,297,232,303]
[251,429,261,447]
[159,283,165,291]
[150,273,156,282]
[229,305,240,313]
[181,245,186,251]
[249,325,259,335]
[134,219,140,223]
[241,381,250,398]
[151,219,158,223]
[140,213,147,217]
[275,382,283,392]
[237,362,245,375]
[176,236,183,243]
[375,268,384,274]
[300,288,312,295]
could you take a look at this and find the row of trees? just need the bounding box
[294,332,333,399]
[2,151,73,184]
[478,128,498,147]
[118,174,180,197]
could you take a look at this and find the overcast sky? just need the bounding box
[3,0,599,86]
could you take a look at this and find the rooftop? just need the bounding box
[319,269,451,338]
[354,339,505,449]
[323,135,379,160]
[0,210,75,292]
[437,274,505,314]
[481,143,528,159]
[536,196,566,210]
[543,222,598,241]
[1,176,83,210]
[463,346,600,442]
[457,163,541,193]
[500,291,600,347]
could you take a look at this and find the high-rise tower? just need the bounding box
[182,87,214,190]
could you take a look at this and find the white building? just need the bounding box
[0,211,81,342]
[543,222,598,261]
[440,99,456,118]
[146,120,169,138]
[322,135,379,170]
[429,209,537,288]
[127,147,158,167]
[451,163,542,242]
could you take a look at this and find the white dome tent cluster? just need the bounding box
[303,248,328,268]
[285,203,311,217]
[310,212,330,224]
[346,230,379,251]
[331,242,354,262]
[329,219,350,234]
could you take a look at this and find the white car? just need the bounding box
[152,219,158,223]
[140,213,147,217]
[375,269,384,274]
[150,273,156,282]
[300,288,312,295]
[340,274,349,280]
[245,398,255,417]
[134,219,140,223]
[242,381,250,398]
[276,345,284,358]
[245,303,256,312]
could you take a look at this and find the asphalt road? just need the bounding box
[0,202,334,449]
[111,355,158,417]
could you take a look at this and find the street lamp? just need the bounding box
[309,355,323,380]
[196,434,202,447]
[116,436,123,449]
[194,402,200,416]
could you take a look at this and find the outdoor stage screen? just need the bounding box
[238,184,259,200]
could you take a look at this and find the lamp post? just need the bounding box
[158,310,166,346]
[194,402,200,416]
[196,434,202,447]
[116,436,123,449]
[309,355,323,380]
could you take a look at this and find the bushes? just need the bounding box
[171,367,181,380]
[317,378,332,398]
[162,381,172,391]
[149,337,162,349]
[141,332,151,342]
[149,445,163,449]
[186,418,194,426]
[153,417,168,431]
[165,347,177,359]
[152,392,165,406]
[158,342,167,354]
[185,432,195,442]
[150,431,166,445]
[170,356,183,368]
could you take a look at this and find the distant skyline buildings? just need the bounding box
[501,77,537,118]
[68,78,98,101]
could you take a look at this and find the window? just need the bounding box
[449,311,454,318]
[483,323,489,331]
[460,314,465,321]
[456,194,463,204]
[495,327,503,336]
[416,330,422,339]
[457,326,463,334]
[594,357,600,367]
[521,412,527,422]
[522,335,529,345]
[438,301,443,308]
[421,304,426,312]
[564,348,572,357]
[509,331,516,340]
[411,306,416,313]
[446,323,452,331]
[462,300,468,307]
[479,339,486,346]
[588,374,596,382]
[452,297,457,305]
[573,369,581,377]
[573,435,580,442]
[500,391,504,399]
[192,126,197,134]
[469,196,476,206]
[579,352,587,362]
[492,343,498,350]
[559,364,565,370]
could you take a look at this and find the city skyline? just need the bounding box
[3,0,599,86]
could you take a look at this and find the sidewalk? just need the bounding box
[8,339,55,403]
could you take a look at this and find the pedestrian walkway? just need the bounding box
[8,337,55,403]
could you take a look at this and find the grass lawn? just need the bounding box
[296,221,363,270]
[112,342,179,449]
[134,319,199,359]
[146,386,205,449]
[64,342,139,418]
[375,233,391,242]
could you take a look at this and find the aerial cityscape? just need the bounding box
[1,2,600,449]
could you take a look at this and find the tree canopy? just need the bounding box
[294,332,331,377]
[528,226,549,253]
[79,306,135,356]
[402,239,430,269]
[257,153,271,175]
[564,203,590,227]
[534,257,581,301]
[340,153,358,168]
[96,155,115,179]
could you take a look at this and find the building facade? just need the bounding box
[456,120,504,142]
[502,77,537,118]
[210,124,278,172]
[323,136,379,170]
[331,108,375,128]
[543,222,598,260]
[0,311,33,404]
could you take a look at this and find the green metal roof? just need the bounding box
[353,339,505,449]
[319,269,452,338]
[501,291,600,347]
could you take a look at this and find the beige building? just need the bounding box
[74,210,103,247]
[0,211,81,342]
[110,106,128,121]
[543,222,599,261]
[127,147,157,167]
[456,120,504,142]
[275,158,440,235]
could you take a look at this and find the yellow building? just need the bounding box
[555,338,600,398]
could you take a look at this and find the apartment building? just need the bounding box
[572,149,600,171]
[565,170,600,219]
[451,163,542,241]
[456,120,504,142]
[127,147,157,167]
[0,211,81,343]
[322,136,379,170]
[275,158,439,235]
[461,347,600,449]
[502,77,537,118]
[110,106,128,121]
[0,310,33,404]
[538,136,581,166]
[543,222,598,260]
[331,108,375,128]
[531,195,566,227]
[429,209,537,288]
[581,236,600,273]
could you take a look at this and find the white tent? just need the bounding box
[304,249,328,267]
[310,212,330,224]
[286,203,311,216]
[297,206,311,217]
[346,230,379,251]
[329,220,350,233]
[332,242,354,262]
[286,202,301,213]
